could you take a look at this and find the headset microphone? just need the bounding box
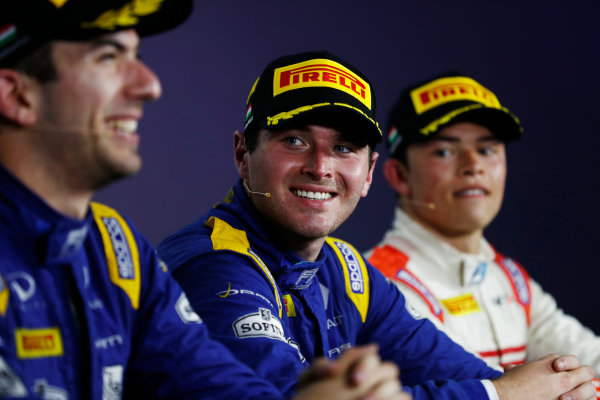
[243,180,271,198]
[403,199,435,210]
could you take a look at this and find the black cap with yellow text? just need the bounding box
[386,73,523,159]
[244,50,382,147]
[0,0,193,67]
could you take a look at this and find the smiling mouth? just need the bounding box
[454,188,487,197]
[292,189,334,200]
[108,119,138,137]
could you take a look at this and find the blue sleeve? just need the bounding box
[123,238,283,400]
[360,264,502,400]
[172,251,307,399]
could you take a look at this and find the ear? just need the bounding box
[233,130,249,180]
[0,69,38,126]
[383,158,411,197]
[360,151,379,197]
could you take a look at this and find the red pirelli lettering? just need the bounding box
[278,64,366,99]
[302,72,320,82]
[22,334,55,350]
[419,83,492,105]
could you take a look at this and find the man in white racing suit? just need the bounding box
[367,73,600,396]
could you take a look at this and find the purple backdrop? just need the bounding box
[95,1,600,334]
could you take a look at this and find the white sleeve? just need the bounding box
[481,379,500,400]
[527,278,600,375]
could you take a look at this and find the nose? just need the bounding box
[302,149,334,180]
[459,149,483,176]
[125,60,162,101]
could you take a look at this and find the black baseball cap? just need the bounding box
[244,50,382,147]
[0,0,193,67]
[387,73,523,158]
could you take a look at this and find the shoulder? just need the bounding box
[157,215,214,272]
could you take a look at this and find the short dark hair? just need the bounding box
[0,44,56,127]
[12,43,57,83]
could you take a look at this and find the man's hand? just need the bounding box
[294,344,411,400]
[494,354,594,400]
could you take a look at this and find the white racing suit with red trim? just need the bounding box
[368,207,600,396]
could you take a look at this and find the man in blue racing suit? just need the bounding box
[0,3,404,399]
[158,51,595,400]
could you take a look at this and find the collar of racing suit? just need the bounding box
[0,163,92,265]
[212,179,326,291]
[388,206,496,287]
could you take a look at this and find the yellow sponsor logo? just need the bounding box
[273,59,371,109]
[410,77,501,115]
[283,294,296,317]
[81,0,164,31]
[91,202,141,310]
[0,275,8,317]
[48,0,69,8]
[441,293,480,316]
[16,328,64,359]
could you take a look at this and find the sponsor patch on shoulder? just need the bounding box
[233,308,286,341]
[175,293,202,324]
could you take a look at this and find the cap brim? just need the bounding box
[261,105,382,146]
[448,107,522,142]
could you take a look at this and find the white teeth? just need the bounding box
[109,120,138,135]
[458,189,485,196]
[293,189,332,200]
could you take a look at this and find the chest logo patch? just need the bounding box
[283,294,296,317]
[233,308,286,342]
[441,293,480,316]
[15,327,63,359]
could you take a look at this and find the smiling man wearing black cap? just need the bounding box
[368,73,600,393]
[0,2,407,399]
[158,54,594,400]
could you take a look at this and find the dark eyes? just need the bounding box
[433,148,452,157]
[333,144,353,153]
[281,137,354,154]
[282,136,303,146]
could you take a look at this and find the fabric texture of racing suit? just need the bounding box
[0,166,283,400]
[158,179,503,400]
[367,207,600,396]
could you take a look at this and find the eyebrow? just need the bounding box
[87,37,140,54]
[431,134,500,144]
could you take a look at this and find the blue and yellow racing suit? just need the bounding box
[0,167,282,399]
[158,180,502,400]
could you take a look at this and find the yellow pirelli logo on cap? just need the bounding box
[273,59,371,109]
[16,327,64,359]
[411,77,501,115]
[441,293,480,316]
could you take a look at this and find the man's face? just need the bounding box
[32,29,161,189]
[393,122,506,237]
[238,125,378,245]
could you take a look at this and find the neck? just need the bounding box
[402,207,484,254]
[261,219,326,262]
[291,237,326,262]
[437,229,483,254]
[0,133,92,220]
